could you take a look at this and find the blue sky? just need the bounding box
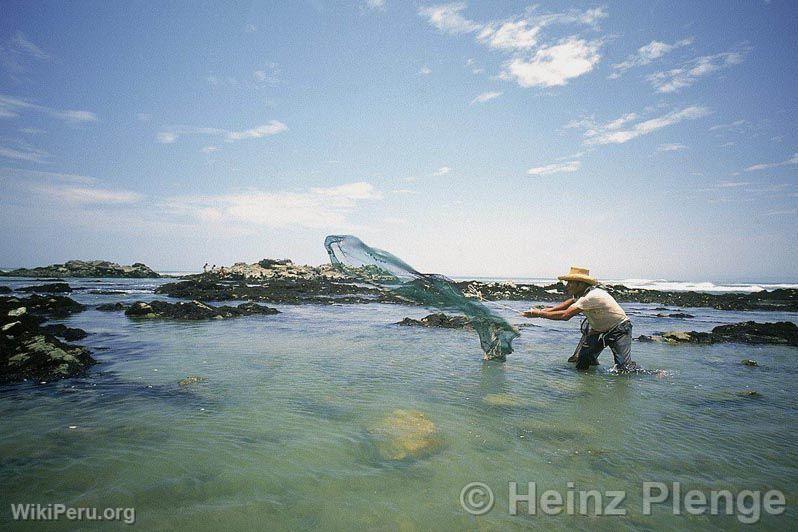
[0,1,796,281]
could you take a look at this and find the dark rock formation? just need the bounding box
[0,260,159,278]
[741,359,758,367]
[1,295,94,384]
[154,277,399,305]
[0,286,11,294]
[124,300,279,320]
[648,321,798,346]
[96,302,126,311]
[655,312,694,318]
[19,282,72,293]
[397,313,470,328]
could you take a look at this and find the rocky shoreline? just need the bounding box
[147,258,798,312]
[639,321,798,346]
[0,260,159,278]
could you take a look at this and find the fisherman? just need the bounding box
[522,267,635,371]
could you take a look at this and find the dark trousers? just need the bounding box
[570,319,633,370]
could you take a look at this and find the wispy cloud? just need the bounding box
[1,32,51,75]
[164,182,381,230]
[365,0,386,10]
[657,143,688,152]
[577,106,710,146]
[0,144,49,163]
[201,145,219,153]
[648,48,748,93]
[418,65,432,75]
[709,119,746,132]
[527,160,580,176]
[418,3,481,35]
[34,185,142,204]
[610,38,693,77]
[157,120,287,144]
[0,167,140,205]
[433,166,451,176]
[745,153,798,172]
[0,93,97,123]
[470,91,502,104]
[253,63,280,85]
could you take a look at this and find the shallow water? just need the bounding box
[1,278,796,530]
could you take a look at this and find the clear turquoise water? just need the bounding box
[1,278,796,530]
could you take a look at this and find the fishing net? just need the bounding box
[324,235,519,360]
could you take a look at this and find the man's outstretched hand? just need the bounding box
[521,309,541,318]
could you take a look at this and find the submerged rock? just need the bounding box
[397,313,470,328]
[125,300,279,320]
[367,409,443,461]
[0,286,11,294]
[482,393,523,407]
[178,375,207,387]
[651,321,798,346]
[0,260,159,278]
[741,359,759,367]
[655,312,694,318]
[19,283,72,293]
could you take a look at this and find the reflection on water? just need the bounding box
[0,278,796,530]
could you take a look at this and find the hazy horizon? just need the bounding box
[1,2,796,280]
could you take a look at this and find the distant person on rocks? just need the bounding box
[522,267,635,371]
[203,263,209,273]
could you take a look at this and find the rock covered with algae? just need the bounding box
[367,409,444,461]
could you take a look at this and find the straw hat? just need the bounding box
[557,266,597,285]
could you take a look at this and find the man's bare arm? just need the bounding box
[522,305,582,321]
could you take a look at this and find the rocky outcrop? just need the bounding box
[0,260,159,278]
[20,283,72,293]
[124,300,279,320]
[154,277,399,305]
[639,321,798,346]
[397,313,470,328]
[366,409,443,461]
[0,286,11,294]
[96,302,126,312]
[1,295,94,384]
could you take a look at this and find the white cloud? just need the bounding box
[716,181,750,188]
[418,3,481,35]
[500,38,601,88]
[201,145,219,153]
[0,93,97,124]
[136,112,152,122]
[365,0,386,10]
[709,119,746,132]
[762,209,797,216]
[34,185,142,204]
[745,153,798,172]
[157,132,177,144]
[657,143,688,152]
[478,19,542,51]
[527,160,580,176]
[648,49,747,93]
[610,38,693,77]
[470,91,502,105]
[581,106,710,146]
[225,121,287,141]
[1,32,50,74]
[164,182,381,230]
[245,24,257,32]
[253,63,280,85]
[158,120,287,144]
[433,166,451,176]
[0,167,96,184]
[418,65,432,75]
[49,109,98,123]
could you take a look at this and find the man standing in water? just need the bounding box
[522,267,635,371]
